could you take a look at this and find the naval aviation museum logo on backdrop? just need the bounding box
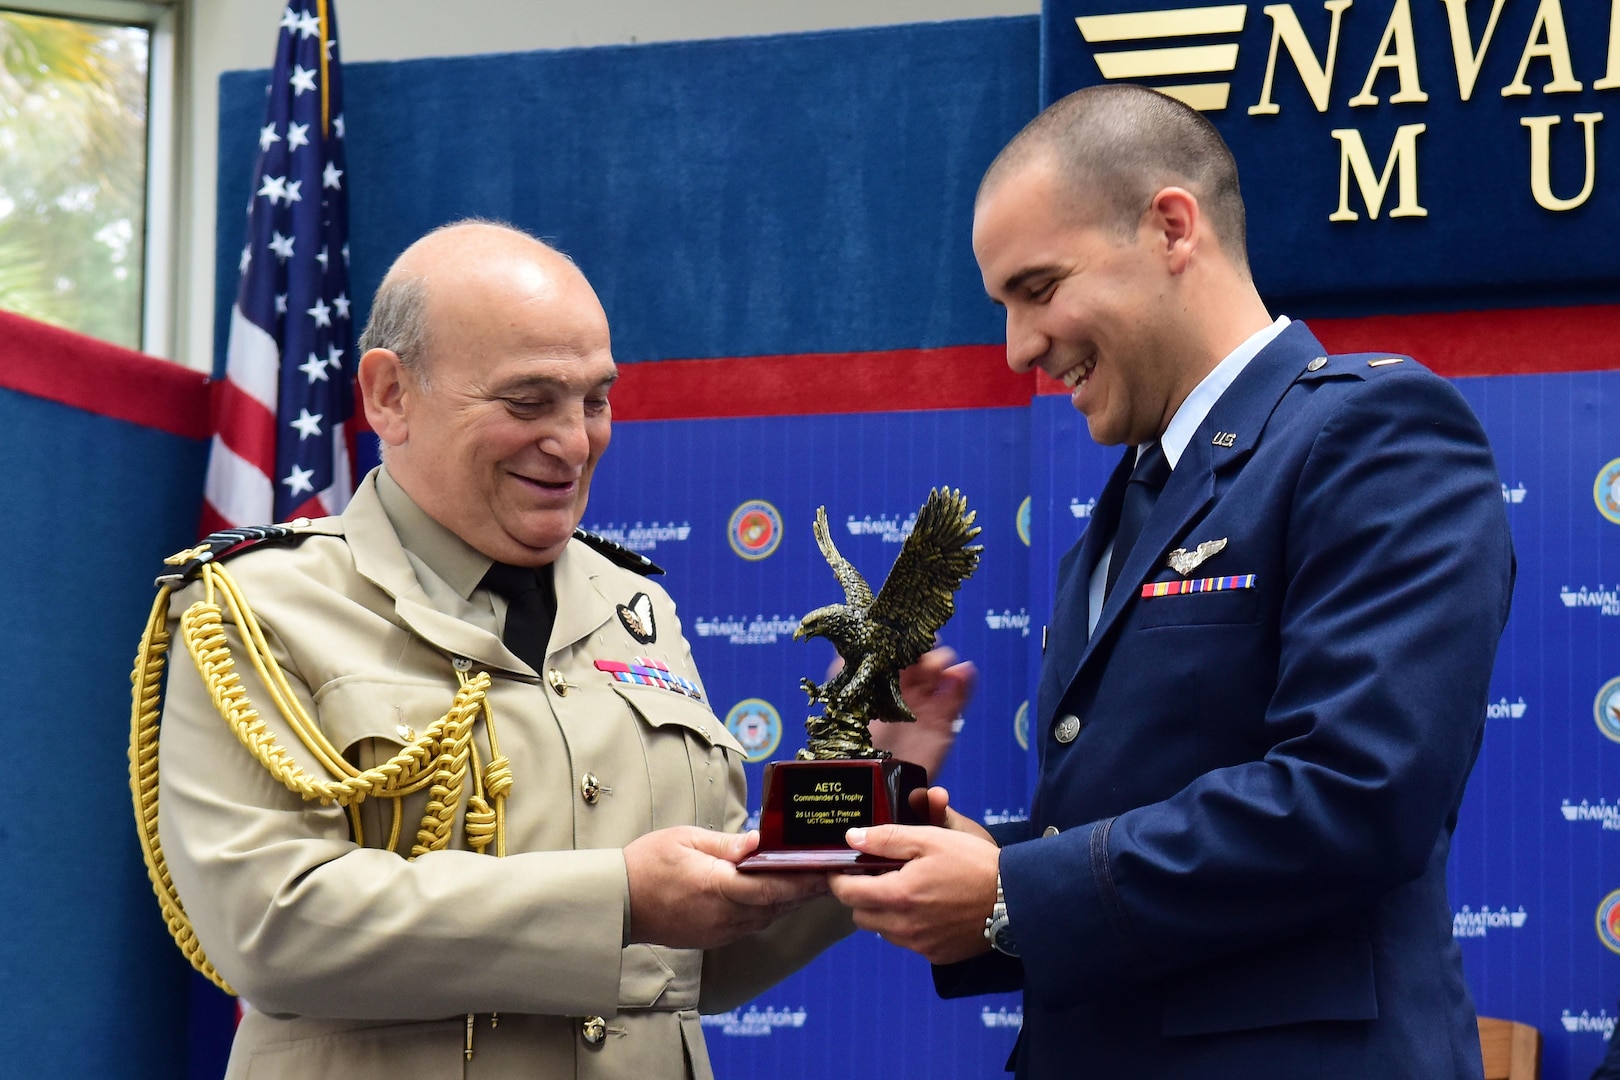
[1485,696,1527,720]
[845,511,915,543]
[692,615,801,646]
[1451,904,1527,939]
[1597,458,1620,525]
[1561,585,1620,617]
[700,1005,808,1038]
[729,500,783,561]
[1047,1,1620,302]
[584,520,692,552]
[1561,1008,1618,1039]
[1562,799,1620,829]
[724,698,782,763]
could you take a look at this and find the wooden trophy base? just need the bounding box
[737,757,928,874]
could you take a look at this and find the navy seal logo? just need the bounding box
[617,592,656,644]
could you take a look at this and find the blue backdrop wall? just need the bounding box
[208,9,1620,1079]
[0,379,207,1078]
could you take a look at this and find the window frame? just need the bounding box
[2,0,178,355]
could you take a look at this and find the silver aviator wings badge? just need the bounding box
[1166,537,1228,577]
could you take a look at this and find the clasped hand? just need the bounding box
[827,786,1001,965]
[623,827,826,950]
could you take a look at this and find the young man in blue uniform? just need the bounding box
[830,84,1514,1078]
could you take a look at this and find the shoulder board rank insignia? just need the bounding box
[155,519,316,588]
[573,528,665,576]
[1307,353,1416,380]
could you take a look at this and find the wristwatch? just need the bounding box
[984,872,1018,957]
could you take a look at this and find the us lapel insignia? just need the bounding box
[1166,537,1228,577]
[617,592,656,643]
[1211,431,1237,448]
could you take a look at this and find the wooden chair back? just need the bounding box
[1478,1016,1541,1080]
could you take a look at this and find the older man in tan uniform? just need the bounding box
[155,222,970,1079]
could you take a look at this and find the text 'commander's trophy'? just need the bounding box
[738,488,981,873]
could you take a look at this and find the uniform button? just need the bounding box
[396,724,416,742]
[581,773,601,804]
[581,1016,606,1045]
[1054,714,1083,744]
[452,656,473,672]
[1307,356,1327,372]
[1043,825,1060,838]
[547,669,572,696]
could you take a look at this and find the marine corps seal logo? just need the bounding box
[1597,890,1620,955]
[729,500,783,561]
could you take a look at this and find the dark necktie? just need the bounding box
[1105,441,1172,598]
[480,562,558,671]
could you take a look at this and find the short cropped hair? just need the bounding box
[356,274,430,382]
[355,218,563,388]
[982,84,1249,271]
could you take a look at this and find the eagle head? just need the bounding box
[796,604,859,652]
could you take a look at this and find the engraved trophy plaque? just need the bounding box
[738,488,980,873]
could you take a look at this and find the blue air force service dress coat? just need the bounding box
[938,322,1515,1079]
[157,468,851,1080]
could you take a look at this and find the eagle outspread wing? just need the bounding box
[813,506,874,608]
[867,487,983,672]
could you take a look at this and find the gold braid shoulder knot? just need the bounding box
[129,545,513,994]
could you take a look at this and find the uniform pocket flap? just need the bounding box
[1136,580,1262,629]
[1160,935,1377,1037]
[311,676,463,755]
[610,683,746,756]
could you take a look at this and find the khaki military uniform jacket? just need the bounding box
[158,469,850,1079]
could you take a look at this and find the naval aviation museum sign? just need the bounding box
[1042,0,1620,309]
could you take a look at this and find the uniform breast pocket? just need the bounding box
[612,683,746,830]
[312,675,464,758]
[611,682,745,756]
[1135,580,1263,628]
[310,676,463,852]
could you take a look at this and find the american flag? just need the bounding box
[202,0,354,534]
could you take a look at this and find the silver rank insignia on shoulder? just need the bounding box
[1167,537,1228,577]
[617,592,656,644]
[1368,357,1406,368]
[1211,431,1236,448]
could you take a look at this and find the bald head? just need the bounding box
[357,220,586,386]
[981,84,1249,272]
[356,219,617,565]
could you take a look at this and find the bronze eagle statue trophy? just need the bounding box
[794,487,982,760]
